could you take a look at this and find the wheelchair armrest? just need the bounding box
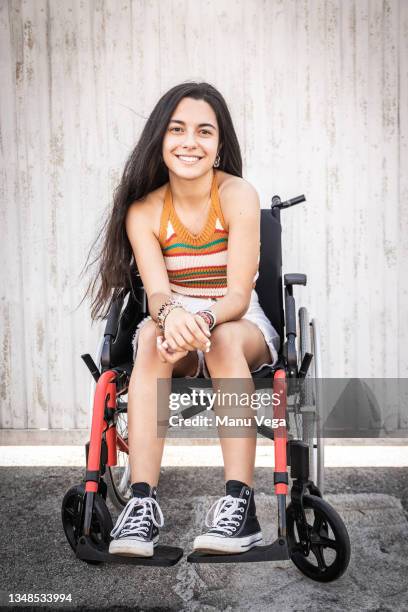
[284,273,307,287]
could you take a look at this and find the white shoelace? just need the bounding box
[205,495,247,536]
[110,496,164,539]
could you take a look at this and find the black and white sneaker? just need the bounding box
[193,480,263,554]
[109,482,164,557]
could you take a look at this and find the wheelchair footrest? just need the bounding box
[76,535,183,566]
[187,537,290,564]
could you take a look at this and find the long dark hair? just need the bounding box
[79,81,243,322]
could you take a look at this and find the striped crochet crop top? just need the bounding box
[158,171,259,299]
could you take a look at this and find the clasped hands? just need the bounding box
[156,307,212,364]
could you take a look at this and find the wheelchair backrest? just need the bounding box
[255,207,284,344]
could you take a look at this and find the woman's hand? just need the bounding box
[163,308,212,352]
[156,335,189,364]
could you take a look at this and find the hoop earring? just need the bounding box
[213,154,220,168]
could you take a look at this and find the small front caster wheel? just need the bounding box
[286,494,351,582]
[61,484,113,564]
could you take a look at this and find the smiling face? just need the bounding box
[162,97,220,179]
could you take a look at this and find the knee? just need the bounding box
[205,322,243,361]
[136,319,159,357]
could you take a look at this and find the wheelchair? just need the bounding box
[61,193,351,582]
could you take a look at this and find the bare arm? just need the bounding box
[209,179,261,325]
[125,201,210,351]
[125,202,174,324]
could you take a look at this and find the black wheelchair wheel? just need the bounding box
[105,406,132,510]
[286,494,351,582]
[61,484,113,564]
[105,463,131,510]
[298,307,321,486]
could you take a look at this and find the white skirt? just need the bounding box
[131,289,281,379]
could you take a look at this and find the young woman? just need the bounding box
[83,82,280,557]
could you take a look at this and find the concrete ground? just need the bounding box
[2,441,408,467]
[1,466,408,611]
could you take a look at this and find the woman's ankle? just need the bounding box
[131,481,158,498]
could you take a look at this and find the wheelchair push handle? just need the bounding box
[271,194,306,210]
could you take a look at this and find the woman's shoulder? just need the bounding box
[217,170,257,197]
[216,171,260,230]
[126,183,168,240]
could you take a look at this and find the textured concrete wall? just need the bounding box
[1,0,407,429]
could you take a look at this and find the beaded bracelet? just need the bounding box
[196,309,217,331]
[158,304,184,332]
[157,299,184,332]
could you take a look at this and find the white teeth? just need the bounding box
[177,155,201,162]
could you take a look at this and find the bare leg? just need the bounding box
[127,320,199,487]
[204,321,272,488]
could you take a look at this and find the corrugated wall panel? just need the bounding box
[0,0,406,429]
